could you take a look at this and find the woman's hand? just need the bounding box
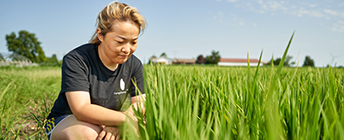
[124,105,138,122]
[97,125,121,140]
[123,106,140,137]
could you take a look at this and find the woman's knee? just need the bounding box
[51,115,102,140]
[75,120,102,139]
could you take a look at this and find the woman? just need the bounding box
[44,2,147,139]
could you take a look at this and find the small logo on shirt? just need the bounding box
[120,78,125,90]
[113,78,127,95]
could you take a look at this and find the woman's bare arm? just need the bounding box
[66,91,127,126]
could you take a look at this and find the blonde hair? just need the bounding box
[89,2,147,44]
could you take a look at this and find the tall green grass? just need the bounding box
[132,33,344,139]
[1,65,343,139]
[138,64,343,140]
[1,34,344,139]
[0,67,60,139]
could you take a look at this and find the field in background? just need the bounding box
[0,67,60,139]
[0,65,343,139]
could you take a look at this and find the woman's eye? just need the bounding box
[131,42,137,45]
[117,41,124,44]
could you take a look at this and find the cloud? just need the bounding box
[308,4,317,8]
[323,9,338,16]
[212,12,225,22]
[257,1,288,11]
[339,3,344,7]
[329,20,344,32]
[290,7,326,18]
[331,24,344,32]
[221,0,344,32]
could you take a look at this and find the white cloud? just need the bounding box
[228,0,238,2]
[268,1,288,11]
[309,10,324,18]
[212,12,225,22]
[339,3,344,7]
[290,8,325,18]
[256,1,288,12]
[239,21,245,25]
[323,9,338,16]
[309,4,317,8]
[291,8,309,17]
[331,24,344,32]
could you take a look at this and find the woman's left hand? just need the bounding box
[97,125,121,140]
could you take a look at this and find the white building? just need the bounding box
[151,56,175,65]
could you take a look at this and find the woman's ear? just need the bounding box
[96,28,104,42]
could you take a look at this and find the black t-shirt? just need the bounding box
[47,43,145,119]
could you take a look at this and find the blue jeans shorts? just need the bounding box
[44,114,72,140]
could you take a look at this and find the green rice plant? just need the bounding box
[0,80,30,139]
[0,67,61,139]
[1,33,344,139]
[140,32,344,140]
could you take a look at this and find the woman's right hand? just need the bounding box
[97,125,121,140]
[123,106,139,137]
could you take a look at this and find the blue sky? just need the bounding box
[1,0,343,67]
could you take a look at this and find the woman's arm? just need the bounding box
[66,91,127,126]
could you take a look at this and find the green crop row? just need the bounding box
[134,65,344,140]
[1,54,344,139]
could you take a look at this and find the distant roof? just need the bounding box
[220,58,260,63]
[175,58,195,63]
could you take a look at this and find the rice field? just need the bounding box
[1,61,344,139]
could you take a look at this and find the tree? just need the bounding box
[0,53,3,60]
[160,52,167,57]
[42,54,61,67]
[285,55,293,66]
[148,55,157,64]
[303,56,315,67]
[196,55,206,64]
[266,55,293,67]
[6,30,46,63]
[206,50,221,64]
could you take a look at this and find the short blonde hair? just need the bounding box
[89,2,147,44]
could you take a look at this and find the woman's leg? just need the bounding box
[51,115,102,140]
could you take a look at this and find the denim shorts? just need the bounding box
[44,114,72,140]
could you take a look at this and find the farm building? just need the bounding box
[173,58,196,65]
[150,56,175,65]
[218,58,267,66]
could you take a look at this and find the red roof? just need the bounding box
[220,58,260,63]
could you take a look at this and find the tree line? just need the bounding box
[4,30,319,67]
[3,30,61,66]
[151,51,316,67]
[266,55,315,67]
[149,50,221,65]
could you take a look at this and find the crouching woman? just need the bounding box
[44,2,147,140]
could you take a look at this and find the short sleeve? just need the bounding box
[61,53,90,93]
[130,58,145,97]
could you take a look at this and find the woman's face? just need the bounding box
[97,21,140,67]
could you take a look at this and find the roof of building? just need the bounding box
[175,58,196,63]
[219,58,260,63]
